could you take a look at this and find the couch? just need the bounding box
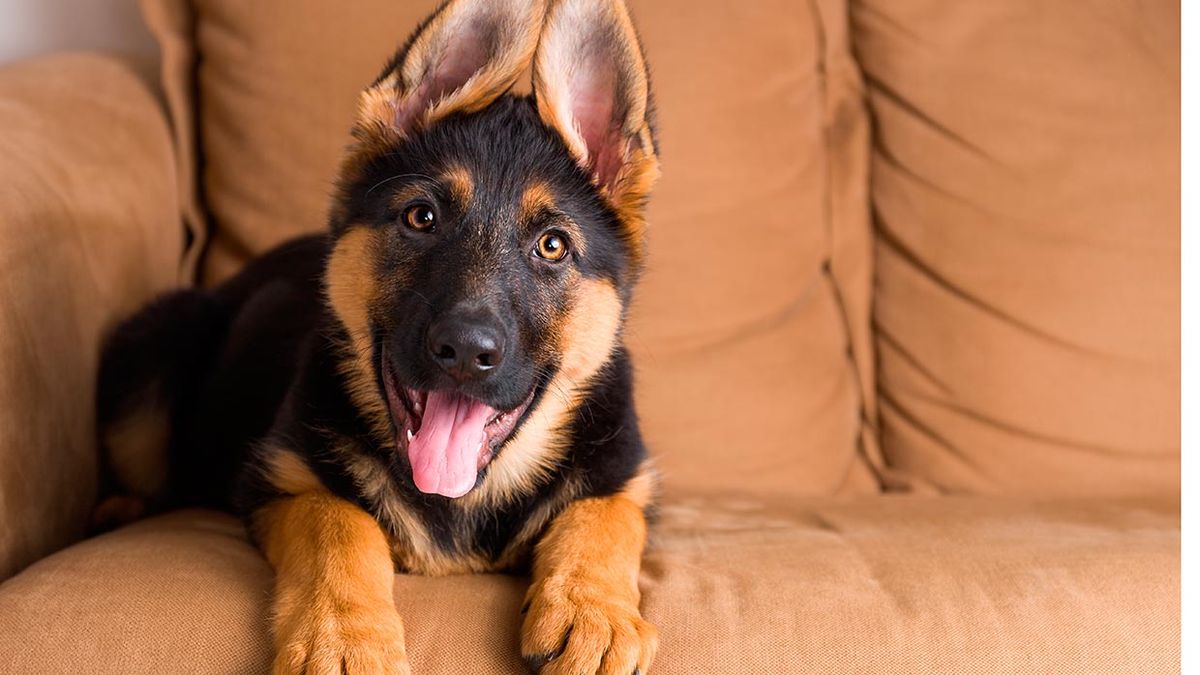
[0,0,1179,672]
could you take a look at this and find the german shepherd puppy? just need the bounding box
[95,0,660,673]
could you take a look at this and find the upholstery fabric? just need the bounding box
[851,0,1181,496]
[140,0,881,498]
[0,54,182,580]
[0,497,1178,674]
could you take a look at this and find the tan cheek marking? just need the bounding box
[466,277,623,507]
[557,276,624,382]
[325,227,377,350]
[325,227,393,441]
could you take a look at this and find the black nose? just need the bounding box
[427,311,505,381]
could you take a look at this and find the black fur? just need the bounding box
[98,236,327,510]
[97,95,648,571]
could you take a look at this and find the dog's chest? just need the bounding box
[380,499,551,576]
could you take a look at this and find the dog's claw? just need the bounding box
[523,653,555,672]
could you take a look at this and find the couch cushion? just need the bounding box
[0,498,1178,673]
[140,0,880,498]
[852,0,1180,496]
[0,54,182,580]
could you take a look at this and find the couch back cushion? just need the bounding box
[141,0,880,497]
[852,0,1179,496]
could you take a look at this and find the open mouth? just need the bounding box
[381,351,536,499]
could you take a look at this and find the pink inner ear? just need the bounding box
[569,61,625,189]
[393,19,493,132]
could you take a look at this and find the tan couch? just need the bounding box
[0,0,1179,672]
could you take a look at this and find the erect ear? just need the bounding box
[357,0,547,137]
[533,0,659,240]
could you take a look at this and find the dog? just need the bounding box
[95,0,660,673]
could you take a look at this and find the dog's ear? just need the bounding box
[357,0,547,137]
[533,0,659,238]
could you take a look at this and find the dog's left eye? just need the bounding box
[404,204,436,232]
[534,231,570,262]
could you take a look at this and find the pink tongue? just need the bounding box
[407,391,495,498]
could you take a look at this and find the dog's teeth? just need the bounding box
[406,429,414,442]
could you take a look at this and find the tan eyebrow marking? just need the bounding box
[443,166,474,208]
[520,181,587,256]
[520,181,557,221]
[389,183,432,210]
[385,167,472,212]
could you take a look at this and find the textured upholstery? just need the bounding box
[0,497,1179,674]
[0,53,182,579]
[852,0,1181,496]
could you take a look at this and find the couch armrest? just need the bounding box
[0,53,182,580]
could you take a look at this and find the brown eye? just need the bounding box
[404,204,436,231]
[535,231,569,262]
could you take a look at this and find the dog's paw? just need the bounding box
[272,602,410,675]
[521,580,658,675]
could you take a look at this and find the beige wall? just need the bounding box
[0,0,156,64]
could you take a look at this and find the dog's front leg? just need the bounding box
[521,493,658,675]
[255,492,410,675]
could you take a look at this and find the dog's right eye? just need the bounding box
[403,204,436,232]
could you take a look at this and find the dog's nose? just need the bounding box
[427,312,505,381]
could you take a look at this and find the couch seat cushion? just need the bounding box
[0,497,1178,674]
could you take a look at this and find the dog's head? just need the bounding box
[325,0,658,499]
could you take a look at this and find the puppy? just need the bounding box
[96,0,661,673]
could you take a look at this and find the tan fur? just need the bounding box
[325,227,394,442]
[355,87,405,146]
[464,277,624,508]
[264,448,323,495]
[520,181,590,257]
[608,139,660,262]
[322,229,626,560]
[491,476,584,569]
[388,183,439,212]
[520,181,557,220]
[256,491,410,675]
[532,0,660,262]
[521,466,658,674]
[342,451,492,576]
[104,403,170,498]
[443,165,475,208]
[618,461,657,509]
[357,0,547,137]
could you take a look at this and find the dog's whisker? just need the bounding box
[364,172,439,196]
